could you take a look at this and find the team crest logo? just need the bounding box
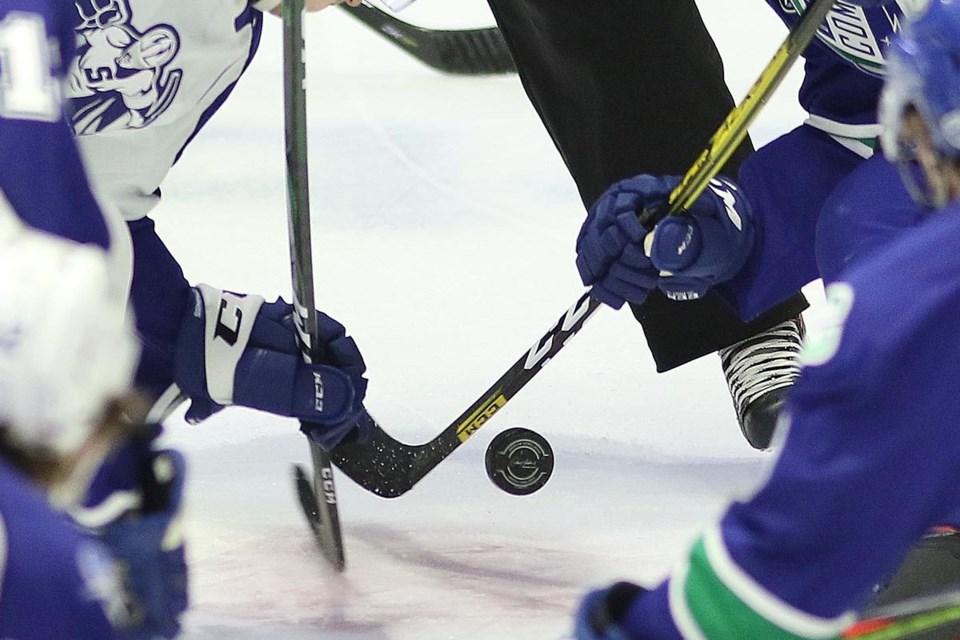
[68,0,182,134]
[799,282,855,367]
[789,0,902,77]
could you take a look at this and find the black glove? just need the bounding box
[574,581,647,640]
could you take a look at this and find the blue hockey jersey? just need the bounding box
[619,203,960,638]
[0,0,112,248]
[0,460,126,639]
[703,2,924,322]
[0,2,131,636]
[764,0,902,137]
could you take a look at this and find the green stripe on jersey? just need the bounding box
[680,538,837,640]
[668,527,856,639]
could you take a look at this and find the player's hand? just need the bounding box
[575,174,754,308]
[174,285,369,450]
[74,431,188,640]
[574,582,647,640]
[576,175,663,309]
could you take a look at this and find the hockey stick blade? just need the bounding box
[340,1,515,75]
[293,463,346,571]
[293,464,321,525]
[331,293,601,497]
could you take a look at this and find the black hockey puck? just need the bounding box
[485,427,554,495]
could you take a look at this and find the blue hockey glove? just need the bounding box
[73,430,188,640]
[575,582,647,640]
[575,175,658,309]
[576,175,754,308]
[174,285,369,450]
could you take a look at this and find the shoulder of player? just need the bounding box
[845,210,960,305]
[833,211,960,356]
[0,461,118,638]
[796,211,960,394]
[0,459,84,574]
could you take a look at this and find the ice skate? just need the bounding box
[719,316,805,449]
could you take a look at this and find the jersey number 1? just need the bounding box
[0,12,60,122]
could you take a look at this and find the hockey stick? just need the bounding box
[339,1,516,76]
[844,590,960,639]
[643,0,835,225]
[283,0,346,571]
[331,293,601,497]
[330,0,836,498]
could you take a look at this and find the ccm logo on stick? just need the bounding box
[456,395,507,442]
[524,295,592,370]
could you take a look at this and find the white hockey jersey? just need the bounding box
[67,0,264,221]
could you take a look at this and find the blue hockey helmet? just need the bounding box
[881,0,960,205]
[881,0,960,158]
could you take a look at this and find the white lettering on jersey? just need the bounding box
[789,0,899,77]
[0,12,60,121]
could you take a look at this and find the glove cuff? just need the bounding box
[597,582,646,629]
[175,284,266,405]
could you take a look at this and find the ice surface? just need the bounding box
[154,1,823,637]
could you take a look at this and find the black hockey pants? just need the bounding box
[485,0,808,371]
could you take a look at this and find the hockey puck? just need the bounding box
[485,427,554,495]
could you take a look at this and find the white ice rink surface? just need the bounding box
[155,2,826,637]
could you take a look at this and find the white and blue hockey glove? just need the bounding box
[576,175,754,309]
[73,428,188,640]
[575,582,647,640]
[173,285,369,450]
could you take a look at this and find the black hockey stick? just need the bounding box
[844,590,960,639]
[283,0,346,571]
[331,294,600,497]
[339,1,515,75]
[331,0,836,498]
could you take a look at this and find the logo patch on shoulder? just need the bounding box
[789,0,898,77]
[800,282,855,367]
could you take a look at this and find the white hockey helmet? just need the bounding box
[0,225,138,457]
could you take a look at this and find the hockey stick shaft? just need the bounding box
[437,294,599,443]
[339,1,515,75]
[331,0,835,498]
[282,0,346,571]
[844,591,960,639]
[642,0,836,225]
